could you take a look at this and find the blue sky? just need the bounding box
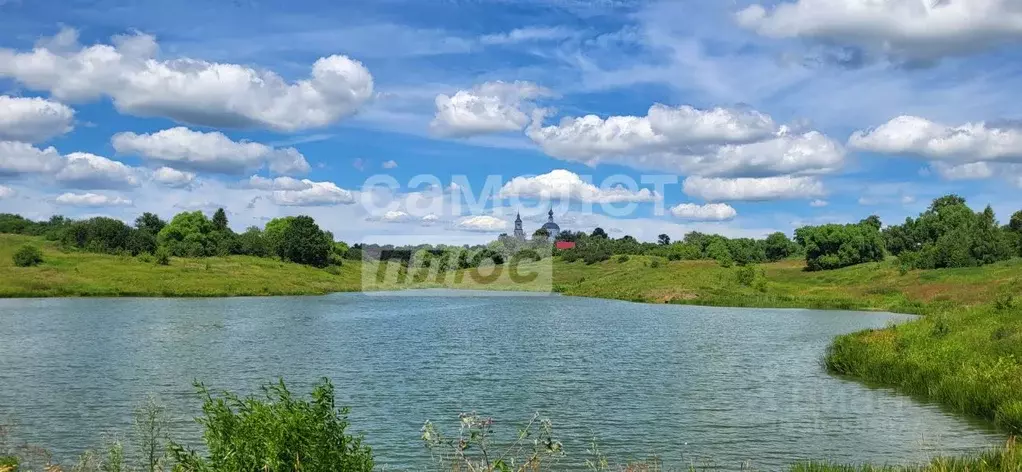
[2,0,1022,244]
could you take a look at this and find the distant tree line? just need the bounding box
[552,227,801,267]
[4,193,1020,273]
[0,209,349,268]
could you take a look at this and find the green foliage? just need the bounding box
[278,216,331,267]
[12,244,43,267]
[826,304,1022,436]
[135,213,166,235]
[158,211,215,257]
[764,232,794,262]
[649,257,662,268]
[735,265,757,286]
[616,254,629,263]
[235,227,270,257]
[885,196,1015,269]
[796,221,885,271]
[154,246,171,266]
[657,233,670,245]
[212,208,229,232]
[263,216,296,258]
[62,217,134,254]
[582,248,610,265]
[590,227,608,239]
[170,378,373,472]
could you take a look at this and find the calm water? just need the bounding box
[0,291,1003,469]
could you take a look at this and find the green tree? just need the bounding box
[764,232,793,262]
[278,216,331,267]
[169,378,373,472]
[590,227,608,239]
[212,208,229,232]
[264,216,297,258]
[135,212,166,234]
[235,227,269,256]
[657,233,671,245]
[795,221,886,271]
[157,211,215,257]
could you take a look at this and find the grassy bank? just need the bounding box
[0,234,362,297]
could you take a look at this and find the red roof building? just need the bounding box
[555,241,576,250]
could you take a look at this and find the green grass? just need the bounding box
[545,255,1021,314]
[0,234,363,297]
[790,439,1022,471]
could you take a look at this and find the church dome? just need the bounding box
[542,221,560,232]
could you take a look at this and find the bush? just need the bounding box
[155,247,171,266]
[583,249,610,265]
[170,378,373,472]
[649,257,663,268]
[12,244,43,267]
[616,255,630,263]
[735,265,757,286]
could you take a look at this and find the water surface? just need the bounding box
[0,292,1002,469]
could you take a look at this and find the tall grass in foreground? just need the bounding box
[792,439,1022,471]
[825,303,1022,434]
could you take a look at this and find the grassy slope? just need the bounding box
[0,234,362,297]
[550,255,1021,314]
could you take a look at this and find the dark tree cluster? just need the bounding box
[556,227,800,267]
[0,210,342,268]
[884,195,1017,269]
[795,217,886,271]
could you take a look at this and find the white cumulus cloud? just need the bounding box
[455,215,508,232]
[528,105,843,177]
[499,169,659,203]
[431,81,552,137]
[930,161,995,181]
[0,185,15,199]
[112,127,310,175]
[0,28,374,131]
[737,0,1022,61]
[0,141,65,175]
[271,180,355,206]
[55,152,140,189]
[683,176,826,201]
[247,175,314,191]
[809,199,829,207]
[151,167,196,187]
[55,192,132,207]
[849,116,1022,162]
[669,203,737,221]
[382,160,398,169]
[0,95,75,143]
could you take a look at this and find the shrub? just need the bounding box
[649,257,663,268]
[735,265,757,286]
[583,249,610,265]
[154,247,171,266]
[616,255,630,263]
[12,245,43,267]
[170,378,373,472]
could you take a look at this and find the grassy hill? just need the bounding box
[3,234,1019,309]
[550,255,1022,314]
[0,234,362,297]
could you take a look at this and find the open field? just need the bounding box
[0,234,362,297]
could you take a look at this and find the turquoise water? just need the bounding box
[0,292,1002,469]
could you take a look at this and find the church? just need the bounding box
[513,209,560,241]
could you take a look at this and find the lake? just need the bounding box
[0,291,1002,469]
